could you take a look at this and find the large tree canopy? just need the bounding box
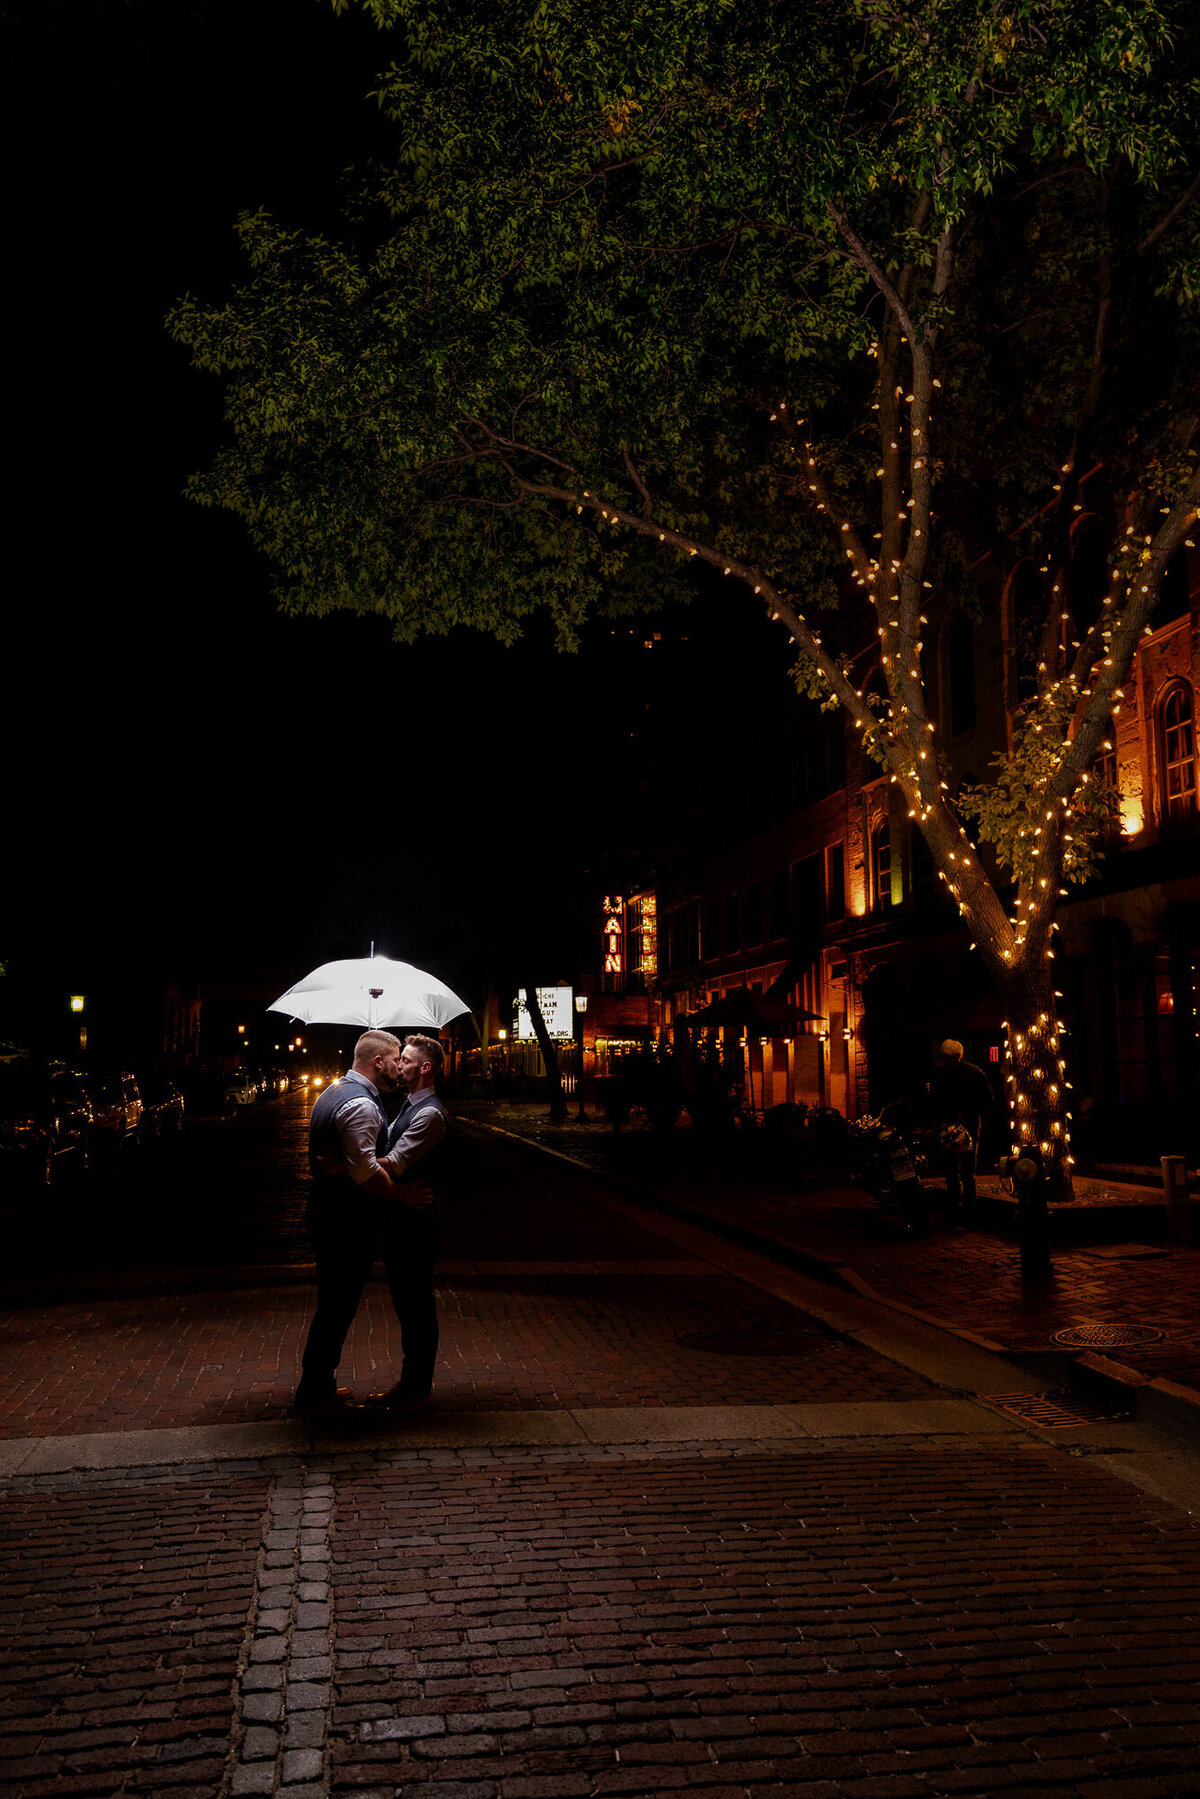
[171,0,1200,1191]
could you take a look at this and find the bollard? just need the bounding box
[1162,1156,1192,1244]
[1000,1148,1052,1281]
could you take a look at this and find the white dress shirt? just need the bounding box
[328,1075,389,1186]
[383,1092,447,1176]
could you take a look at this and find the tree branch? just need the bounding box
[1054,461,1200,797]
[827,203,920,343]
[1139,167,1200,257]
[794,445,876,592]
[499,466,896,754]
[621,443,655,520]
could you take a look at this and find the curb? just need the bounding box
[457,1114,1200,1448]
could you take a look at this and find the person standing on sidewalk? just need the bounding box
[929,1038,992,1220]
[364,1032,449,1410]
[295,1029,433,1414]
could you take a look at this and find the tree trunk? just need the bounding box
[997,961,1075,1204]
[479,977,493,1081]
[521,983,568,1122]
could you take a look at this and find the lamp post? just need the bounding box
[574,994,589,1121]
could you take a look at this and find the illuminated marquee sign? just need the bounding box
[631,892,656,979]
[515,986,576,1041]
[602,895,624,975]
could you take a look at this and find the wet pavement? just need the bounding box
[3,1090,1200,1798]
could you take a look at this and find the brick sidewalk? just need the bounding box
[458,1105,1200,1394]
[8,1442,1200,1798]
[0,1262,928,1440]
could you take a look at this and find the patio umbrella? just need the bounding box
[682,985,824,1033]
[267,955,470,1032]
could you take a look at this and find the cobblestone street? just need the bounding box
[3,1092,1200,1798]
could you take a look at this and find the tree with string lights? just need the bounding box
[171,0,1200,1199]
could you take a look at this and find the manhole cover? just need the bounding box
[677,1328,832,1357]
[978,1392,1128,1428]
[1051,1324,1166,1348]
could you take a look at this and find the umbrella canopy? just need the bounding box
[682,985,824,1032]
[267,956,470,1032]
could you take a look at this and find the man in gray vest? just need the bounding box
[365,1032,449,1410]
[295,1028,439,1412]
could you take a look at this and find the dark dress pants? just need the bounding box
[943,1145,978,1210]
[300,1182,438,1397]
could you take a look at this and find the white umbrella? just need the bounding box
[267,955,470,1031]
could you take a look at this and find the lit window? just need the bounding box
[1093,743,1117,793]
[1159,684,1197,824]
[873,821,892,911]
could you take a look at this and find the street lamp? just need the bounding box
[574,994,589,1121]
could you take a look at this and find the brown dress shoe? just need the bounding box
[293,1384,353,1416]
[364,1384,432,1412]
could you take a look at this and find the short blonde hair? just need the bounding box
[354,1029,401,1064]
[940,1039,964,1062]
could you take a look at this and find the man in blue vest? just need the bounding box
[294,1028,439,1413]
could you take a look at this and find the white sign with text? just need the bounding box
[516,986,575,1041]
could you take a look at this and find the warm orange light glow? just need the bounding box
[1120,795,1145,836]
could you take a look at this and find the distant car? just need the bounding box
[141,1078,185,1138]
[0,1064,92,1188]
[224,1072,258,1108]
[275,1071,289,1094]
[87,1072,143,1148]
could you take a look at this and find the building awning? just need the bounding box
[681,985,824,1033]
[765,956,817,1001]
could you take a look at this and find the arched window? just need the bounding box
[872,818,893,911]
[947,613,977,736]
[1159,683,1197,825]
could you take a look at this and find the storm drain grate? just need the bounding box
[977,1391,1128,1428]
[677,1328,834,1357]
[1051,1323,1166,1348]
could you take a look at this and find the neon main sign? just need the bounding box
[602,895,624,975]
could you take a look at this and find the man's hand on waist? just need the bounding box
[394,1180,434,1212]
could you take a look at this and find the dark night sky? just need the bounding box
[2,0,788,1054]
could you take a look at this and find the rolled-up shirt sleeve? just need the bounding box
[383,1106,446,1176]
[336,1098,387,1186]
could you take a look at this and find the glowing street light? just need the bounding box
[574,994,589,1122]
